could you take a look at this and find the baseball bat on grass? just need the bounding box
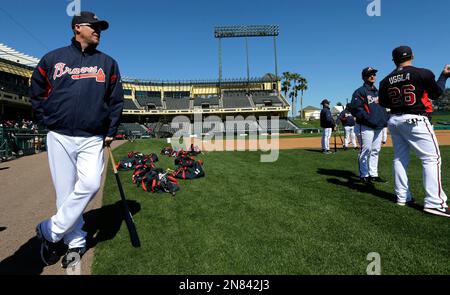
[107,146,141,248]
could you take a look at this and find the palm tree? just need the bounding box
[282,71,308,118]
[297,77,308,120]
[281,72,292,102]
[290,73,303,118]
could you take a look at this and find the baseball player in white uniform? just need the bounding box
[379,45,450,217]
[30,12,124,267]
[350,67,389,183]
[320,99,335,154]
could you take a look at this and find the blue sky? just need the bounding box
[0,0,449,109]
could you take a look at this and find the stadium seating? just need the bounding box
[251,95,284,106]
[134,91,163,109]
[193,96,220,108]
[119,123,148,137]
[164,91,190,99]
[123,99,139,110]
[165,97,190,110]
[136,97,163,108]
[143,117,300,137]
[259,118,299,132]
[135,91,161,98]
[222,91,252,108]
[0,72,29,97]
[224,118,260,133]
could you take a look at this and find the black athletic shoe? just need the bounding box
[423,207,450,218]
[397,198,415,206]
[370,176,387,183]
[35,224,62,266]
[61,247,87,269]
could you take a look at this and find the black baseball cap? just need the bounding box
[361,67,378,78]
[321,99,330,105]
[392,46,413,64]
[71,11,109,31]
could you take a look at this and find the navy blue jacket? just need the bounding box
[350,83,388,129]
[30,38,124,137]
[337,109,355,127]
[320,107,335,128]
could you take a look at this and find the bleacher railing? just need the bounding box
[0,127,47,160]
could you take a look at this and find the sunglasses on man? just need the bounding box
[77,23,102,30]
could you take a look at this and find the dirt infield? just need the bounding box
[277,130,450,149]
[181,130,450,151]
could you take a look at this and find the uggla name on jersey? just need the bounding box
[389,73,410,84]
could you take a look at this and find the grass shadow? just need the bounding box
[316,168,422,211]
[83,200,141,249]
[304,149,325,153]
[0,237,46,275]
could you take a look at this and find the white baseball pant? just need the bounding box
[39,131,104,248]
[343,126,357,148]
[355,124,383,178]
[388,114,448,209]
[321,128,332,151]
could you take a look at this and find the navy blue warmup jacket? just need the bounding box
[350,83,388,129]
[320,107,335,128]
[30,38,124,137]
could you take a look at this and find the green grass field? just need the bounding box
[91,139,450,274]
[433,114,450,124]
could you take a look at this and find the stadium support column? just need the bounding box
[218,38,222,94]
[245,37,250,93]
[274,35,279,93]
[214,25,280,94]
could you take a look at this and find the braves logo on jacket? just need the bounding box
[53,62,106,82]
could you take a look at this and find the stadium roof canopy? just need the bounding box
[0,43,40,67]
[122,76,279,86]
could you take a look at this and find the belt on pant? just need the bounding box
[392,112,430,117]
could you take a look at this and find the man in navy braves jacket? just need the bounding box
[350,67,388,184]
[320,99,335,154]
[30,11,124,268]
